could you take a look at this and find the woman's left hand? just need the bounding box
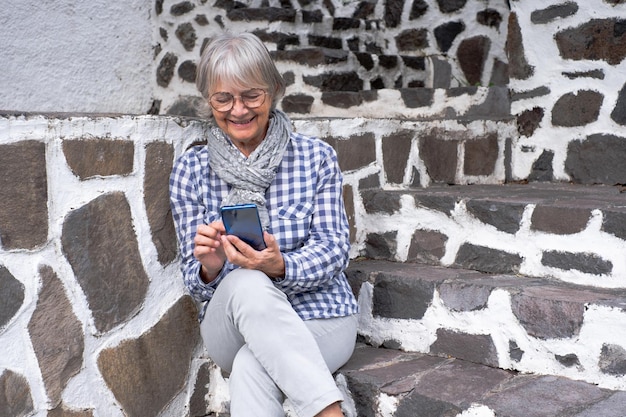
[221,231,285,279]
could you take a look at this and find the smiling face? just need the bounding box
[210,81,272,157]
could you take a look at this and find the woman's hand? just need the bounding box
[221,231,286,279]
[193,221,227,283]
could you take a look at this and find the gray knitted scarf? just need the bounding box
[207,109,292,229]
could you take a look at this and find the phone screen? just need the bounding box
[221,204,267,251]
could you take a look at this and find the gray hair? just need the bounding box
[196,33,286,109]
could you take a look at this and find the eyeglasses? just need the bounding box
[209,88,268,112]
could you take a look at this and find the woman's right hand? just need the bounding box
[193,221,227,283]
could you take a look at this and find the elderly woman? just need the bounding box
[169,32,359,417]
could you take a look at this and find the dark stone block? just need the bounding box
[157,52,178,87]
[555,18,626,65]
[407,229,447,264]
[302,9,323,23]
[155,0,163,15]
[465,199,525,234]
[563,69,605,79]
[599,344,626,376]
[359,173,380,190]
[517,107,544,137]
[61,193,150,333]
[454,244,523,274]
[194,14,209,25]
[400,87,434,108]
[372,269,434,319]
[565,134,626,185]
[177,59,196,83]
[510,286,585,339]
[98,296,200,417]
[464,133,498,176]
[175,22,196,51]
[511,86,550,101]
[432,57,452,88]
[0,266,25,330]
[384,0,404,28]
[353,1,375,19]
[457,35,491,86]
[189,362,211,416]
[395,392,461,417]
[402,55,426,70]
[254,30,300,50]
[412,191,458,214]
[477,8,502,29]
[333,17,361,30]
[610,82,626,125]
[281,93,314,113]
[365,41,384,55]
[28,266,84,407]
[63,139,134,179]
[308,35,342,49]
[483,375,610,417]
[355,52,374,70]
[436,0,466,13]
[347,37,359,51]
[528,149,554,182]
[531,2,578,24]
[509,340,524,362]
[0,370,34,417]
[228,7,296,22]
[556,353,581,368]
[575,391,626,417]
[437,274,504,312]
[552,90,603,127]
[378,54,398,69]
[144,142,177,265]
[434,20,465,53]
[531,205,591,234]
[382,130,413,184]
[365,231,397,260]
[370,77,385,89]
[409,0,429,20]
[430,329,499,367]
[320,91,363,108]
[344,184,356,244]
[170,1,195,16]
[166,95,206,117]
[541,250,613,275]
[506,12,534,80]
[463,86,511,119]
[327,133,376,172]
[489,58,509,85]
[0,140,48,250]
[602,210,626,240]
[272,48,349,66]
[395,28,429,51]
[419,133,458,184]
[303,71,362,91]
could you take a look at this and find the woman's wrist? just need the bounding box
[199,264,221,283]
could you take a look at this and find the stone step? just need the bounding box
[357,183,626,290]
[336,344,626,417]
[345,259,626,392]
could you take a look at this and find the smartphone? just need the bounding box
[220,204,267,251]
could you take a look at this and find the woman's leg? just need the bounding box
[200,268,354,417]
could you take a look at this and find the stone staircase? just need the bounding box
[333,183,626,416]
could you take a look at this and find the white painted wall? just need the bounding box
[0,0,155,114]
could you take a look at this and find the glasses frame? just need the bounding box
[209,88,268,112]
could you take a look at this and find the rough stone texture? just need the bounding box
[372,268,438,320]
[465,200,526,234]
[602,210,626,240]
[457,36,491,86]
[528,150,554,182]
[395,28,429,51]
[517,107,544,137]
[365,231,397,260]
[430,329,499,367]
[144,142,177,265]
[0,140,48,250]
[542,250,613,275]
[27,265,84,407]
[437,275,498,312]
[437,0,467,14]
[551,90,603,127]
[506,12,534,80]
[0,266,25,330]
[510,285,586,339]
[48,404,94,417]
[343,184,356,243]
[362,189,402,215]
[434,20,465,53]
[61,192,149,334]
[406,229,447,264]
[565,134,626,185]
[189,362,212,417]
[453,243,523,274]
[464,133,498,176]
[611,82,626,125]
[399,87,434,108]
[63,139,134,179]
[531,2,579,24]
[157,52,178,87]
[281,93,314,113]
[382,130,413,184]
[555,18,626,65]
[531,205,590,234]
[328,133,376,172]
[599,343,626,376]
[98,296,200,417]
[419,133,458,184]
[0,370,34,417]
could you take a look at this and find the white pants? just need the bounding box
[200,268,358,417]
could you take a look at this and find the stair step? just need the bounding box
[337,344,626,417]
[356,183,626,289]
[345,259,626,392]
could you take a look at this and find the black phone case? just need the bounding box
[221,204,267,250]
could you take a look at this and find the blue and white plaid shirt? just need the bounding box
[169,131,359,322]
